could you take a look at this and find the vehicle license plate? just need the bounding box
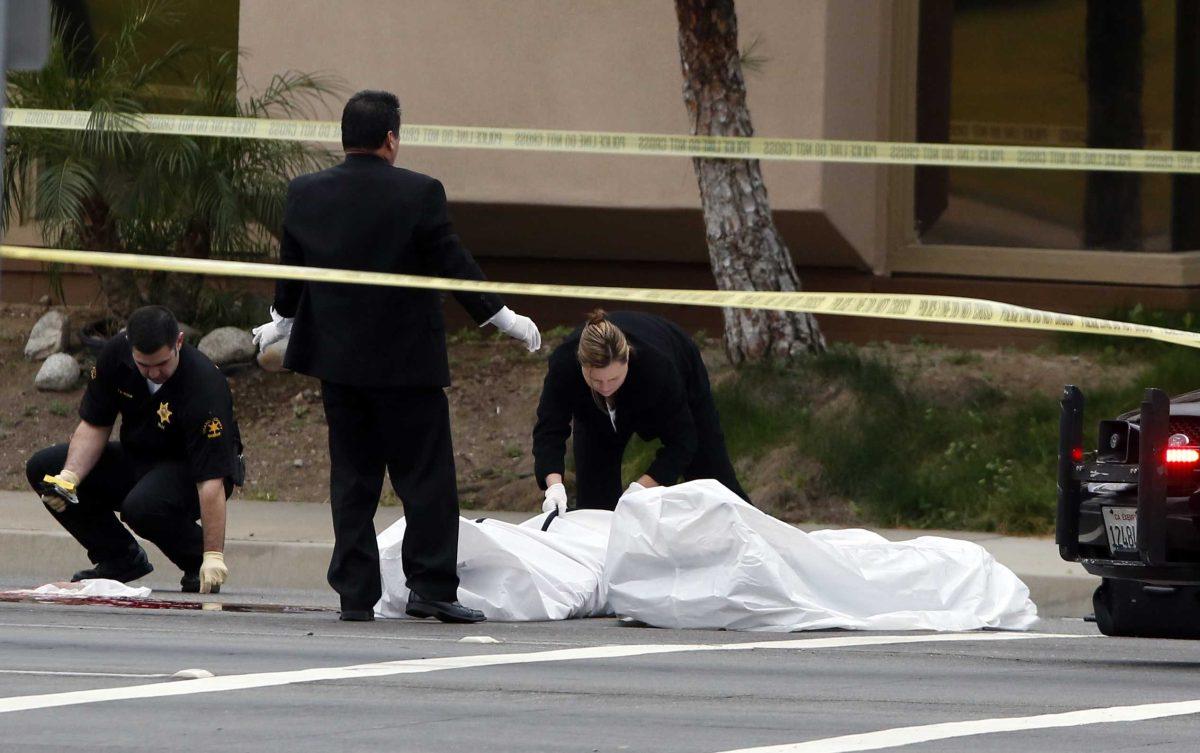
[1102,506,1138,554]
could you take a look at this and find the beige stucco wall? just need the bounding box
[821,0,891,274]
[237,0,886,268]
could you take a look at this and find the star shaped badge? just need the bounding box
[156,401,172,429]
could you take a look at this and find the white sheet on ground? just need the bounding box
[374,480,1037,631]
[605,480,1038,632]
[375,510,612,621]
[7,579,152,598]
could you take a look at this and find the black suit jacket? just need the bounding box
[273,154,503,387]
[532,312,708,488]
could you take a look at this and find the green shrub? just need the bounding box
[709,345,1083,533]
[595,312,1200,534]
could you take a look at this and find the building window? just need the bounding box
[50,0,240,112]
[915,0,1194,252]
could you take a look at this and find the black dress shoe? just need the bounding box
[71,549,153,583]
[180,572,220,594]
[339,609,375,622]
[405,595,486,623]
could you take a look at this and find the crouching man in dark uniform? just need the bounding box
[26,305,243,593]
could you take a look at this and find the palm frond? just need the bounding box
[34,158,97,232]
[136,132,200,179]
[240,67,345,119]
[6,0,340,316]
[739,34,770,76]
[106,0,183,79]
[1,132,41,229]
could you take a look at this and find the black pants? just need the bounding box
[25,443,208,575]
[573,393,750,510]
[321,381,461,610]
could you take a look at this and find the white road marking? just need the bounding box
[0,669,171,679]
[714,698,1200,752]
[0,620,583,647]
[0,632,1078,715]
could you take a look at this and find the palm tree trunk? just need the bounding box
[674,0,824,363]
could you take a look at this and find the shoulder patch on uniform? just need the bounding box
[203,417,223,439]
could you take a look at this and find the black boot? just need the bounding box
[72,548,153,583]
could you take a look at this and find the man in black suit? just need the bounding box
[253,90,541,623]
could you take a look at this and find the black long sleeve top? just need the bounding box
[532,312,710,488]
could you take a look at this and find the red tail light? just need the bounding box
[1166,448,1200,464]
[1070,447,1084,462]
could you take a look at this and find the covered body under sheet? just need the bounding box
[374,480,1037,631]
[376,509,612,622]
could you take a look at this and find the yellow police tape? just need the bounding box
[3,244,1199,350]
[5,107,1200,174]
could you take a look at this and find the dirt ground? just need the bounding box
[0,304,555,513]
[0,303,1132,522]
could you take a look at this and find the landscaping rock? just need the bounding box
[24,309,68,361]
[35,353,81,391]
[197,327,255,366]
[256,336,289,373]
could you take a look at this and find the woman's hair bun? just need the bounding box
[577,308,630,370]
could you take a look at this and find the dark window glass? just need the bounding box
[51,0,240,112]
[916,0,1180,251]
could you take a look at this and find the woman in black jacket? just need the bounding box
[532,309,749,511]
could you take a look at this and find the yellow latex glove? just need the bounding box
[41,469,80,513]
[199,551,228,594]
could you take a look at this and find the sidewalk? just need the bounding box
[0,491,1098,617]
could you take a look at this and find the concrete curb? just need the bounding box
[0,490,1100,617]
[0,527,1099,618]
[0,529,334,593]
[1023,575,1097,620]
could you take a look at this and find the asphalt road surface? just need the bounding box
[1,598,1199,752]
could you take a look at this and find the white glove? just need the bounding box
[622,481,646,498]
[486,306,541,352]
[251,307,293,353]
[541,482,568,515]
[40,469,80,513]
[199,551,228,594]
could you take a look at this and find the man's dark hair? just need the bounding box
[126,306,180,354]
[341,90,401,150]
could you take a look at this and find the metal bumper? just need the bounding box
[1058,386,1200,581]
